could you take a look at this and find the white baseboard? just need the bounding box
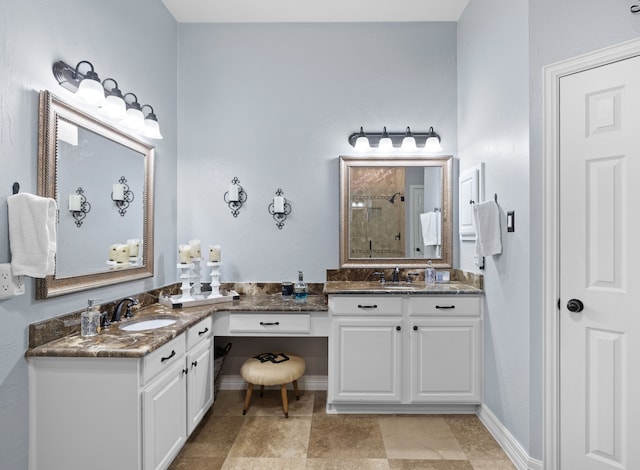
[218,374,328,391]
[477,404,543,470]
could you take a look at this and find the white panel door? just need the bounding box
[559,55,640,470]
[187,339,213,435]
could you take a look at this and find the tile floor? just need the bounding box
[169,389,516,470]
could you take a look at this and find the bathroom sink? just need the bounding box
[119,317,177,331]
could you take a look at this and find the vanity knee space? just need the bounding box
[327,294,483,411]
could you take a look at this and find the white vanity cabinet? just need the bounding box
[408,296,482,403]
[28,317,214,470]
[328,296,403,403]
[327,294,483,412]
[185,317,213,435]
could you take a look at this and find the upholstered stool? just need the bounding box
[240,352,305,418]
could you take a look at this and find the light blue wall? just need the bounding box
[457,0,533,458]
[176,22,458,283]
[0,1,177,468]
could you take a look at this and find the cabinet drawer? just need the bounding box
[143,335,186,384]
[329,296,402,315]
[409,296,481,317]
[229,313,310,334]
[187,316,212,350]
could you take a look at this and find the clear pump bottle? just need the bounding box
[425,261,436,287]
[81,299,101,337]
[294,271,308,303]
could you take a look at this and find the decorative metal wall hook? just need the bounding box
[268,188,292,230]
[111,176,134,216]
[70,187,91,227]
[223,177,247,217]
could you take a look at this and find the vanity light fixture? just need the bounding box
[223,177,247,217]
[140,105,163,140]
[120,93,145,131]
[353,127,371,152]
[348,126,443,153]
[111,176,134,217]
[98,78,127,119]
[268,188,292,230]
[69,187,91,227]
[424,126,443,152]
[52,59,163,140]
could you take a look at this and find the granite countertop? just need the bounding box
[323,281,483,295]
[26,294,328,359]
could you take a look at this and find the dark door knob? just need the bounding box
[567,299,584,313]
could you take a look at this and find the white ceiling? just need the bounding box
[160,0,470,23]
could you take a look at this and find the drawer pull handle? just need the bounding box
[161,350,176,362]
[259,321,280,326]
[357,304,378,309]
[198,327,209,336]
[435,305,456,310]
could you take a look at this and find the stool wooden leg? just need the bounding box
[243,383,254,415]
[260,385,265,397]
[280,384,289,418]
[293,380,300,400]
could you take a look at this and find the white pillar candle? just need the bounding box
[127,239,140,257]
[114,244,130,263]
[189,239,201,259]
[178,244,192,264]
[112,183,125,201]
[69,194,82,211]
[209,245,221,262]
[109,244,119,261]
[228,184,239,202]
[274,195,285,213]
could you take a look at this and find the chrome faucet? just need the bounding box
[112,297,138,322]
[373,271,386,284]
[392,267,400,283]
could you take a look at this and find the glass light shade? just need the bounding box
[120,108,145,131]
[98,94,127,119]
[140,118,163,140]
[424,136,443,152]
[354,136,371,152]
[400,136,418,152]
[378,137,394,152]
[76,79,105,106]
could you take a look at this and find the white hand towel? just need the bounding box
[472,200,502,257]
[7,193,58,278]
[420,212,441,246]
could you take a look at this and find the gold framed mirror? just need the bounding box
[340,155,452,268]
[36,91,155,298]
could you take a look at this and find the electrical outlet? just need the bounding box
[0,264,25,300]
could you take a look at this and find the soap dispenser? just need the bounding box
[294,271,308,303]
[425,261,436,287]
[81,299,101,337]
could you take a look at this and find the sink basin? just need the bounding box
[119,317,177,331]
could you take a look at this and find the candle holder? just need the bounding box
[70,187,91,228]
[177,263,194,301]
[191,258,202,296]
[207,262,223,298]
[111,176,135,217]
[223,177,247,217]
[267,188,292,230]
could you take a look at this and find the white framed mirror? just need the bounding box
[36,91,155,298]
[339,155,453,268]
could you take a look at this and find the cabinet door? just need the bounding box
[330,317,403,402]
[143,361,187,470]
[410,318,482,403]
[187,337,213,435]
